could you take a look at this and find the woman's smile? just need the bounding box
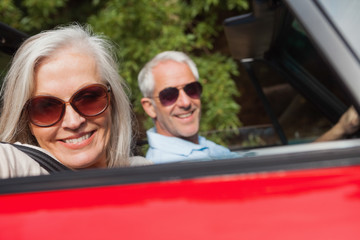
[60,131,94,144]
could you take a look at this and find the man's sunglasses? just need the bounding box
[155,81,202,106]
[26,83,111,127]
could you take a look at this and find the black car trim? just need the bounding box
[1,140,360,195]
[0,22,28,55]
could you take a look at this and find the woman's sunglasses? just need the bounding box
[26,83,111,127]
[155,81,202,106]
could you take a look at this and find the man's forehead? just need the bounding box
[153,59,187,71]
[152,60,195,88]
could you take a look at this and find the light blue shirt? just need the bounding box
[146,128,242,164]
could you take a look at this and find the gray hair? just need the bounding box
[137,51,199,97]
[0,24,132,167]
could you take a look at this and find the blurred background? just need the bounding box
[0,0,250,148]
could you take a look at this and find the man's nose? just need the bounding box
[176,89,192,108]
[61,104,86,129]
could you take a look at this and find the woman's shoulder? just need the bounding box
[0,142,49,179]
[129,155,153,166]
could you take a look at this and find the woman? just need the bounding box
[0,24,150,178]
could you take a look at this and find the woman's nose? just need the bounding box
[61,104,86,129]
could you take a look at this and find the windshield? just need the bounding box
[316,0,360,61]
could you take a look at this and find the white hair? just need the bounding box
[0,24,133,167]
[137,51,199,97]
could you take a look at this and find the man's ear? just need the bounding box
[141,97,157,119]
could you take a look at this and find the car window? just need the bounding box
[222,3,352,153]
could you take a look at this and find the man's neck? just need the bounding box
[180,134,199,144]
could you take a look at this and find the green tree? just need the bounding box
[0,0,249,145]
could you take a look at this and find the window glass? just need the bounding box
[248,61,333,145]
[284,20,350,104]
[269,19,350,142]
[226,16,351,151]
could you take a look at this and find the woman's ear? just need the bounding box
[141,98,157,119]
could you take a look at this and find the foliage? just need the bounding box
[0,0,249,145]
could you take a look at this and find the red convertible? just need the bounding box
[1,0,360,239]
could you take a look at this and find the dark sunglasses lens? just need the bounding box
[73,86,109,116]
[184,82,202,99]
[28,97,64,126]
[159,87,179,106]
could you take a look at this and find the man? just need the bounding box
[138,51,360,164]
[138,51,239,163]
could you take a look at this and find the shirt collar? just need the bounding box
[147,128,207,156]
